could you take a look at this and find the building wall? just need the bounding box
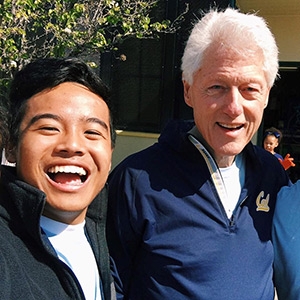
[267,15,300,62]
[112,131,159,169]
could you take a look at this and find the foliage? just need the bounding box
[0,0,182,87]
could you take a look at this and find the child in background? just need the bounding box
[263,127,295,170]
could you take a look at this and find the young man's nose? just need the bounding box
[56,131,86,156]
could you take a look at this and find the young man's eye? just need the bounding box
[35,126,60,136]
[40,126,59,132]
[85,130,100,135]
[85,130,106,140]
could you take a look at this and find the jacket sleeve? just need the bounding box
[106,165,144,298]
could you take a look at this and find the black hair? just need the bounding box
[8,57,115,147]
[264,126,282,143]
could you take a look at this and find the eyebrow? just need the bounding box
[28,114,109,131]
[86,117,109,131]
[28,113,60,127]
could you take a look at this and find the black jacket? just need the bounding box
[0,166,115,299]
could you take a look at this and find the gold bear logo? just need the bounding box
[256,191,270,212]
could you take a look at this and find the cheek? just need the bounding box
[15,140,45,179]
[245,102,264,121]
[15,156,38,186]
[17,143,39,164]
[93,145,113,168]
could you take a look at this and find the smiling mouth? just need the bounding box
[47,165,88,185]
[218,122,244,130]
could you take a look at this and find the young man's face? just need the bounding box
[8,82,113,224]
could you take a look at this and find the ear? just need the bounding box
[183,80,193,108]
[5,143,17,163]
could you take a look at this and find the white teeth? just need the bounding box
[48,166,86,176]
[219,123,241,129]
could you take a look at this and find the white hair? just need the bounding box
[181,8,279,88]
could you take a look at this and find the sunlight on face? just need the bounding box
[184,46,269,167]
[10,82,113,224]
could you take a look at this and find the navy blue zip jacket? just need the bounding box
[0,165,115,299]
[107,120,290,300]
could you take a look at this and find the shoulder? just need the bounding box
[251,144,284,167]
[276,182,300,211]
[110,120,195,178]
[273,181,300,233]
[274,152,283,160]
[246,144,284,171]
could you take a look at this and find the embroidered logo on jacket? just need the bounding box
[256,191,270,212]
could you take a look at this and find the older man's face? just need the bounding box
[183,46,270,167]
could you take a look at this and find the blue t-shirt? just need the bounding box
[274,152,283,160]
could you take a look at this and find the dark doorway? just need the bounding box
[263,68,300,182]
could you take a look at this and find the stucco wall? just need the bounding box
[112,131,159,169]
[266,15,300,62]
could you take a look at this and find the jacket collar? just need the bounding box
[0,165,106,233]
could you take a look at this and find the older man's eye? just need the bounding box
[206,85,225,95]
[241,83,263,94]
[243,87,258,93]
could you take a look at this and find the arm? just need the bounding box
[279,153,295,170]
[106,167,143,298]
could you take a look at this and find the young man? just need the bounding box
[0,58,116,299]
[107,8,290,299]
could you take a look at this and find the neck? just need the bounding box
[215,155,236,168]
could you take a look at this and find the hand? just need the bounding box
[279,153,296,170]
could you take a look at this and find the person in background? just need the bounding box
[263,126,295,170]
[0,57,116,300]
[263,127,284,160]
[106,8,290,300]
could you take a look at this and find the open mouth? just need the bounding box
[218,122,244,130]
[47,165,88,185]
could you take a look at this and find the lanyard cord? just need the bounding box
[188,134,228,202]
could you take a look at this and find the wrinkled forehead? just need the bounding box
[204,41,264,64]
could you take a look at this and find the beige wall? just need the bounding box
[237,0,300,61]
[112,131,159,169]
[266,15,300,62]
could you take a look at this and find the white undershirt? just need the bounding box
[219,154,245,218]
[188,133,245,219]
[40,216,102,300]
